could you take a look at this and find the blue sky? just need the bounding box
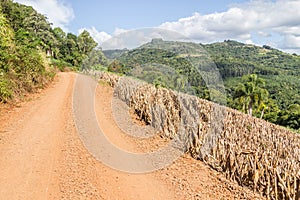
[66,0,245,34]
[14,0,300,54]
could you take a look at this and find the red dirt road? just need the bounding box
[0,73,264,199]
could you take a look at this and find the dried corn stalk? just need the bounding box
[98,72,300,200]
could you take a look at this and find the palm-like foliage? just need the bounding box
[234,74,269,116]
[278,104,300,130]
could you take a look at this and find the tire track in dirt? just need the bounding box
[0,73,75,199]
[0,73,264,200]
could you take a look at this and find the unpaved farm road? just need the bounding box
[0,73,264,200]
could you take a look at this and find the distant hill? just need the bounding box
[105,39,300,131]
[202,40,300,110]
[108,39,219,99]
[103,49,129,60]
[203,40,300,78]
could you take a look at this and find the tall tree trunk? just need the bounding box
[248,101,253,116]
[260,108,265,119]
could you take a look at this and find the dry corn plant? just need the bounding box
[97,72,300,200]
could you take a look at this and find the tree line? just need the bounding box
[0,0,98,102]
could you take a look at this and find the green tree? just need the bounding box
[278,104,300,130]
[64,33,79,66]
[0,5,51,102]
[0,10,15,72]
[1,1,56,54]
[77,30,97,55]
[108,60,125,73]
[0,9,14,102]
[233,74,269,116]
[261,98,280,123]
[59,32,97,67]
[81,48,108,71]
[52,27,66,59]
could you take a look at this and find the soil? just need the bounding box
[0,72,265,200]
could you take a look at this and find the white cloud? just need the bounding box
[100,28,192,50]
[113,28,128,36]
[79,27,112,46]
[14,0,74,31]
[245,39,254,45]
[258,31,271,37]
[281,34,300,49]
[102,29,153,50]
[159,0,300,53]
[71,0,300,54]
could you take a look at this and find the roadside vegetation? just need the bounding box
[0,0,97,103]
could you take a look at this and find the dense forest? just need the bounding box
[204,40,300,130]
[0,0,98,102]
[104,39,300,132]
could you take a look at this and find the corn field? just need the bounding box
[95,72,300,200]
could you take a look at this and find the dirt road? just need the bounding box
[0,73,264,199]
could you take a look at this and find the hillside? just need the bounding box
[202,40,300,109]
[103,48,129,60]
[106,40,225,101]
[105,39,300,131]
[203,40,300,129]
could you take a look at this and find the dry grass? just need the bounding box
[96,72,300,200]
